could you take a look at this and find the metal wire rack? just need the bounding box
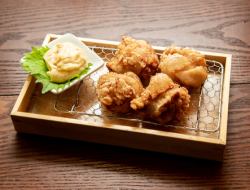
[53,46,224,134]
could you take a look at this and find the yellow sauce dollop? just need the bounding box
[43,42,88,83]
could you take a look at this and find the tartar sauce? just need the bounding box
[43,42,88,83]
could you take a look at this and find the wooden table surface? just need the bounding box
[1,0,250,189]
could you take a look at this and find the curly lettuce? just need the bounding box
[21,46,92,94]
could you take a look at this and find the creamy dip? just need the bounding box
[43,42,88,83]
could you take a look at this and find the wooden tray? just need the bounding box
[11,34,231,161]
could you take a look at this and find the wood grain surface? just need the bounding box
[0,0,250,189]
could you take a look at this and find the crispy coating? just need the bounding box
[159,47,208,88]
[97,72,143,113]
[146,84,190,123]
[131,73,174,110]
[131,73,190,123]
[107,36,159,80]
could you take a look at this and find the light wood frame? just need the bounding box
[11,34,232,161]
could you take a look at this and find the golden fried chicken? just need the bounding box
[159,47,208,88]
[131,73,190,123]
[131,73,174,110]
[107,36,159,81]
[97,72,143,113]
[146,84,190,123]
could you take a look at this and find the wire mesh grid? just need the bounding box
[53,46,224,134]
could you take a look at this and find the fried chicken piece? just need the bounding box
[146,84,190,123]
[131,73,174,110]
[131,73,190,123]
[107,36,159,81]
[97,72,143,113]
[159,47,208,88]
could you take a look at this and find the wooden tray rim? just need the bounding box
[11,34,232,147]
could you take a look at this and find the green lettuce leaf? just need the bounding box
[21,46,92,94]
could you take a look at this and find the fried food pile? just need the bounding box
[97,36,208,124]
